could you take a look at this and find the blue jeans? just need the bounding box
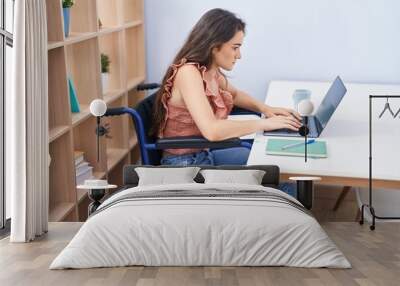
[160,148,297,198]
[278,182,297,198]
[160,147,250,166]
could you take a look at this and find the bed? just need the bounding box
[50,165,351,269]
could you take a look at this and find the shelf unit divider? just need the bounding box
[46,0,145,221]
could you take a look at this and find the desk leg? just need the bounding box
[333,186,351,211]
[296,181,314,210]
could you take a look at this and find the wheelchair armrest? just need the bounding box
[136,83,161,91]
[230,106,261,117]
[155,136,244,149]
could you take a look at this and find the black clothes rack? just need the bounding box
[360,95,400,230]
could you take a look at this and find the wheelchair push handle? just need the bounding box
[104,107,129,117]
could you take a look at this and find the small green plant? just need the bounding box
[101,53,111,73]
[62,0,74,8]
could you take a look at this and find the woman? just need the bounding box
[152,8,302,166]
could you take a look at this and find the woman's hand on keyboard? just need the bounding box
[261,115,301,132]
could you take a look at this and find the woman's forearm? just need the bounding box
[202,90,271,141]
[203,119,264,141]
[233,89,269,114]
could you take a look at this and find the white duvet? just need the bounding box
[50,183,351,269]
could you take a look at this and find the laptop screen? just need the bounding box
[315,76,347,129]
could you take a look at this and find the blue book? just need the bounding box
[68,77,80,113]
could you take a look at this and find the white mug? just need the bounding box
[292,89,311,111]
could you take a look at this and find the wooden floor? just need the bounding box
[1,221,399,286]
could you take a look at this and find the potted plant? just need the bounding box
[62,0,74,37]
[98,18,103,30]
[101,53,111,92]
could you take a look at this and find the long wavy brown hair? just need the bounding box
[150,8,246,136]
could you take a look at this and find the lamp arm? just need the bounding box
[305,117,308,162]
[96,117,100,162]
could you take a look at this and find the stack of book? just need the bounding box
[74,151,94,186]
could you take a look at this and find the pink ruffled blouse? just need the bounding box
[158,58,234,156]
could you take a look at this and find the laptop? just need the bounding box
[263,76,347,138]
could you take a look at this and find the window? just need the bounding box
[1,0,14,232]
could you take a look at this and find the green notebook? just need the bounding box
[266,138,328,158]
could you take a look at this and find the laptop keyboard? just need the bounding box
[280,128,298,133]
[263,128,299,136]
[263,116,319,137]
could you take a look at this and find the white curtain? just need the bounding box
[7,0,49,242]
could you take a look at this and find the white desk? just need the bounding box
[247,80,400,188]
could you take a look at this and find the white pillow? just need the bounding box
[200,169,266,185]
[135,167,200,186]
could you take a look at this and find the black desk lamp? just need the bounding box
[89,99,108,162]
[297,99,314,162]
[289,99,319,210]
[81,99,114,216]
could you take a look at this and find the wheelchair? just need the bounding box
[103,83,261,165]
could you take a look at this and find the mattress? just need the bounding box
[50,183,351,269]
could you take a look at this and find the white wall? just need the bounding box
[144,0,400,221]
[144,0,400,101]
